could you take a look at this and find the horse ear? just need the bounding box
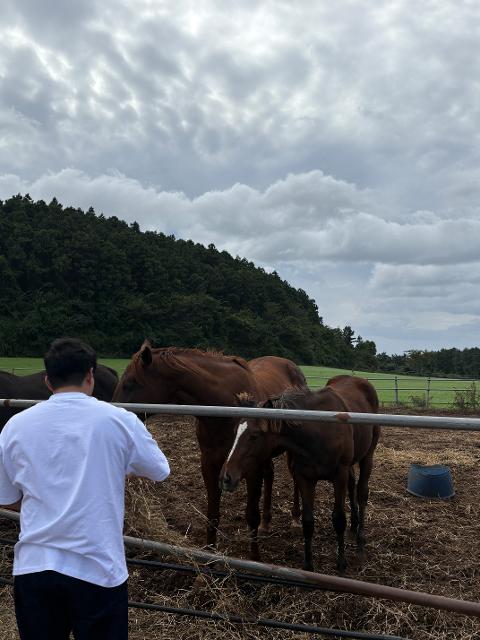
[141,345,153,366]
[140,338,152,350]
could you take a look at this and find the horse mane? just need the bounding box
[131,346,250,381]
[267,386,347,433]
[267,387,311,432]
[234,386,313,433]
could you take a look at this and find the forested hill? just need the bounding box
[0,195,374,365]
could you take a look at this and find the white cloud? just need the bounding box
[2,0,480,353]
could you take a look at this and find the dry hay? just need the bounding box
[2,413,480,639]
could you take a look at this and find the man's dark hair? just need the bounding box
[44,338,97,389]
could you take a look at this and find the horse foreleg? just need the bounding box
[287,452,301,527]
[246,473,263,561]
[332,466,349,574]
[348,466,359,534]
[296,476,316,571]
[200,457,222,548]
[356,454,374,553]
[259,460,273,534]
[291,479,302,528]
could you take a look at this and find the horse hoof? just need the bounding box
[356,545,366,560]
[291,518,302,529]
[258,524,271,535]
[337,559,347,574]
[356,534,366,551]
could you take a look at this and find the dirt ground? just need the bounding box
[2,411,480,639]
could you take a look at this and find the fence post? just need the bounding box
[426,377,431,409]
[394,376,399,405]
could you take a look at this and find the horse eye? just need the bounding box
[249,433,259,442]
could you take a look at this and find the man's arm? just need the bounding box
[126,416,170,482]
[0,437,23,509]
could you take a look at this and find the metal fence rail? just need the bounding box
[0,528,405,639]
[1,509,479,620]
[0,577,405,640]
[3,398,480,431]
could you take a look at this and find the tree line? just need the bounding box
[0,195,370,366]
[376,348,480,378]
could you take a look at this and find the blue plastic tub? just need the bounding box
[407,464,455,499]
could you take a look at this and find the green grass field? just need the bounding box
[1,358,477,408]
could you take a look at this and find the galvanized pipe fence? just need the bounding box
[3,398,480,431]
[0,524,405,639]
[1,508,479,623]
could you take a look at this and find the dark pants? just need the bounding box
[14,570,128,640]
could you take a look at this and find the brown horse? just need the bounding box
[221,375,380,572]
[0,364,119,431]
[112,342,307,557]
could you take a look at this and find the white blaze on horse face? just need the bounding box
[227,421,248,462]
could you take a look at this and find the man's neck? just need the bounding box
[52,384,91,395]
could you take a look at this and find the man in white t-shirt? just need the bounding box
[0,338,170,640]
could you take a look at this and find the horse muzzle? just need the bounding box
[220,472,239,492]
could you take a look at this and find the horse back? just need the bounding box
[0,371,50,432]
[93,365,118,401]
[326,375,378,413]
[325,375,380,462]
[0,365,118,431]
[248,356,307,401]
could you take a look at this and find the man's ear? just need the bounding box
[85,368,95,385]
[44,375,54,393]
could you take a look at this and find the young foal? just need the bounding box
[221,375,380,572]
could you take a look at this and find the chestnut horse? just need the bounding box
[0,364,119,432]
[112,342,307,557]
[221,375,380,572]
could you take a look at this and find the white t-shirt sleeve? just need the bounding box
[0,436,22,505]
[126,417,170,481]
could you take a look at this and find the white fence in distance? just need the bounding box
[306,375,479,408]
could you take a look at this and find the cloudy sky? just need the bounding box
[1,0,480,355]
